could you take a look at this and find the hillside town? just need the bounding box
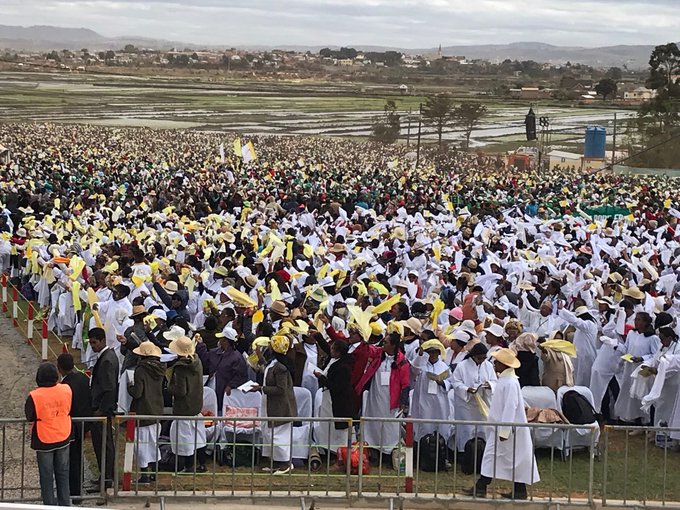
[0,44,662,103]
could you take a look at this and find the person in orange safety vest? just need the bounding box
[25,362,73,506]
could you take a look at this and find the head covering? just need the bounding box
[483,323,506,339]
[216,326,238,341]
[421,339,446,358]
[133,341,162,357]
[491,348,521,369]
[163,280,179,295]
[270,334,291,354]
[449,307,464,321]
[404,317,423,335]
[36,362,59,387]
[575,306,590,316]
[622,287,645,300]
[512,332,538,353]
[130,304,147,319]
[465,342,489,359]
[163,325,186,341]
[270,300,290,317]
[169,335,195,357]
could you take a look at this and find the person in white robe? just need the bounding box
[362,333,411,454]
[614,312,659,424]
[590,300,625,415]
[410,339,452,442]
[558,304,598,387]
[451,343,497,452]
[94,284,133,350]
[468,348,540,500]
[639,326,680,427]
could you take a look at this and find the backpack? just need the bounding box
[562,390,596,424]
[416,433,448,472]
[461,437,486,475]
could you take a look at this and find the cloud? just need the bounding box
[2,0,679,48]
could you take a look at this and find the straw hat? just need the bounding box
[403,317,423,335]
[163,280,179,295]
[491,348,521,369]
[575,306,590,316]
[329,243,347,254]
[270,300,290,317]
[169,335,195,357]
[132,341,162,358]
[622,287,645,300]
[129,304,147,319]
[244,274,258,288]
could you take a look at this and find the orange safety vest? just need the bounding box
[30,384,72,444]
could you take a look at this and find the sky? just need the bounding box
[2,0,680,48]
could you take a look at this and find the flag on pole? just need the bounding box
[219,143,225,163]
[242,141,257,163]
[233,138,242,157]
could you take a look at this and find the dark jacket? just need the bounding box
[196,342,248,413]
[289,339,330,387]
[262,361,297,426]
[168,356,204,416]
[62,370,92,419]
[121,322,147,371]
[91,348,119,416]
[153,282,190,320]
[128,357,166,426]
[317,355,357,429]
[516,351,541,388]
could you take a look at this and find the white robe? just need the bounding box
[451,357,497,451]
[410,353,452,441]
[363,355,401,454]
[614,330,659,422]
[559,309,598,387]
[481,369,540,485]
[98,297,133,349]
[590,312,623,413]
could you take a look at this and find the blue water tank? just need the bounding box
[584,126,606,158]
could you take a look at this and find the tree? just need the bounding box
[605,67,623,81]
[646,43,680,91]
[452,101,487,150]
[104,50,116,62]
[595,78,618,100]
[123,44,138,53]
[371,100,401,144]
[421,94,455,147]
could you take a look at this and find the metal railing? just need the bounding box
[0,417,108,504]
[3,414,680,507]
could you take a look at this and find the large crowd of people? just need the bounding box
[3,123,680,504]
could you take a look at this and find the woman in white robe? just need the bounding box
[451,343,497,452]
[558,305,598,387]
[469,348,539,500]
[640,326,680,426]
[590,304,626,415]
[410,339,452,442]
[614,312,659,423]
[95,284,133,350]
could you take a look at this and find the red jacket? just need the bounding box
[356,349,411,411]
[348,342,380,410]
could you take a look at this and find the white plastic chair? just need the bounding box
[221,388,262,439]
[522,386,565,455]
[556,385,601,457]
[291,387,313,460]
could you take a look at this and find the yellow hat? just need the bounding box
[270,335,291,354]
[421,339,446,358]
[491,348,521,369]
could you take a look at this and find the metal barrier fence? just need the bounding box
[0,417,108,504]
[2,415,680,506]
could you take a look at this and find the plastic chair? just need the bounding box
[556,385,601,457]
[522,386,565,456]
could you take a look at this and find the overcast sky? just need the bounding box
[3,0,679,48]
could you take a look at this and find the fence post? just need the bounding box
[12,285,18,327]
[122,416,136,492]
[27,302,34,345]
[41,317,48,361]
[404,421,414,493]
[1,273,7,313]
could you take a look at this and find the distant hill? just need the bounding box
[0,24,662,68]
[0,24,182,51]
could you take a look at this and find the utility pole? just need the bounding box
[415,103,423,168]
[406,108,412,146]
[612,112,618,166]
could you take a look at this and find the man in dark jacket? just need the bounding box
[128,341,165,483]
[88,327,118,490]
[25,363,73,506]
[57,353,91,498]
[196,326,248,413]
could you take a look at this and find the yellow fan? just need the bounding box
[371,293,402,315]
[226,287,257,308]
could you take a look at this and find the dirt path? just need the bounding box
[0,313,43,501]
